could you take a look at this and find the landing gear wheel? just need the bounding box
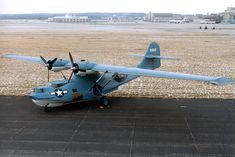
[99,96,109,109]
[44,104,52,112]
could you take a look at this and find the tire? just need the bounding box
[100,96,109,108]
[44,105,52,112]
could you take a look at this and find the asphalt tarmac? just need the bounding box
[0,96,234,157]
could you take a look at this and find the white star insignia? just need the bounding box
[52,89,68,97]
[56,90,63,96]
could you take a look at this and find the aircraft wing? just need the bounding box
[92,64,234,85]
[2,54,71,72]
[3,54,44,64]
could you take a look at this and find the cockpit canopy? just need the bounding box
[47,80,68,88]
[33,87,44,93]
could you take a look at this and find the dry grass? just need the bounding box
[0,22,235,98]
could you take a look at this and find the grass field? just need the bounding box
[0,21,235,98]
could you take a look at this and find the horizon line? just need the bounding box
[0,12,223,15]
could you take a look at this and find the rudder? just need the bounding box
[137,42,161,70]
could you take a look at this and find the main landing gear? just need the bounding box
[44,104,52,112]
[99,96,109,109]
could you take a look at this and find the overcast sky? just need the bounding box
[0,0,234,14]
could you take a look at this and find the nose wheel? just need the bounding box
[99,96,109,109]
[44,104,52,112]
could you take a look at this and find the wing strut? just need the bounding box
[89,71,108,92]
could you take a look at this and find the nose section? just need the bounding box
[30,96,49,107]
[30,86,52,107]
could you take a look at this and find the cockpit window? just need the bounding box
[33,88,44,93]
[51,83,66,88]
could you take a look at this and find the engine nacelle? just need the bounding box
[78,70,99,77]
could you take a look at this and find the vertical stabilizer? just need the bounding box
[137,42,161,70]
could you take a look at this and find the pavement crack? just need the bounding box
[129,103,137,157]
[185,117,195,140]
[184,117,201,157]
[61,107,90,157]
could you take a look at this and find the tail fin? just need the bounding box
[137,42,161,70]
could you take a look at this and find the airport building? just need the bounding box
[145,12,183,22]
[145,12,155,22]
[155,13,183,23]
[223,7,235,24]
[48,14,91,23]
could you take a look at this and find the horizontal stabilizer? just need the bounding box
[131,54,179,60]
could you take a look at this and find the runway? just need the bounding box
[0,96,234,157]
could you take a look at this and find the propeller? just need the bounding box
[40,56,57,82]
[68,52,86,82]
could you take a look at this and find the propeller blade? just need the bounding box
[40,56,47,64]
[40,56,58,71]
[68,52,86,73]
[40,56,58,82]
[50,57,57,64]
[48,69,49,82]
[69,52,74,65]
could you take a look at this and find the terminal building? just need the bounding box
[48,14,91,23]
[144,12,183,22]
[223,7,235,24]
